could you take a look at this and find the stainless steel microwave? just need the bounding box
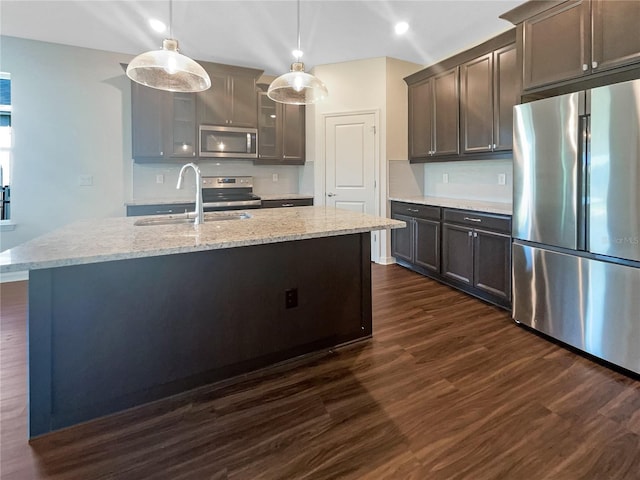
[199,125,258,158]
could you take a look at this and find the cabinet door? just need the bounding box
[414,218,440,273]
[281,104,305,164]
[257,92,279,160]
[391,214,414,264]
[432,68,459,156]
[523,0,590,90]
[408,79,433,160]
[442,223,473,285]
[168,93,197,158]
[131,82,168,158]
[591,0,640,73]
[473,229,511,300]
[461,53,493,154]
[229,75,258,127]
[197,71,229,125]
[493,44,517,152]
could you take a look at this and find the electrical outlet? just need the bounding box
[498,173,506,185]
[285,288,298,309]
[156,174,164,184]
[78,174,93,186]
[272,173,279,182]
[442,173,449,184]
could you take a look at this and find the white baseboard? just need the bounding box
[375,256,396,265]
[0,271,28,283]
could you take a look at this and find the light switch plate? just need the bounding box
[156,174,164,184]
[78,174,93,186]
[272,173,279,182]
[498,173,506,185]
[442,173,449,184]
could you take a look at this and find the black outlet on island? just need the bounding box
[285,288,298,309]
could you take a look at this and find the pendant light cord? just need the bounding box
[169,0,173,39]
[296,0,301,55]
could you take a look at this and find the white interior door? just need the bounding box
[324,112,378,258]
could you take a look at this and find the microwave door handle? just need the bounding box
[247,133,251,153]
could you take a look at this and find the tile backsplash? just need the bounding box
[423,159,512,203]
[131,161,301,201]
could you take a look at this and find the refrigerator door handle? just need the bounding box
[577,114,589,252]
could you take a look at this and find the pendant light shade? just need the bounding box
[126,2,210,93]
[126,39,210,92]
[267,62,328,105]
[268,0,328,105]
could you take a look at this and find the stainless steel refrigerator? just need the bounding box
[512,78,640,375]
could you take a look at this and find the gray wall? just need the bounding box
[0,36,132,251]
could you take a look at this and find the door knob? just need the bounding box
[327,192,336,197]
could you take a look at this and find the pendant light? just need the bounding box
[126,0,210,93]
[268,0,328,105]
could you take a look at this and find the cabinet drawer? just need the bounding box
[261,198,313,208]
[391,202,440,221]
[443,208,511,233]
[126,203,195,217]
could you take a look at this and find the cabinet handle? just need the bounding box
[592,61,598,69]
[160,151,164,156]
[468,231,473,237]
[488,144,492,149]
[407,208,419,213]
[464,216,482,223]
[493,144,497,149]
[281,203,294,207]
[582,64,589,71]
[155,209,174,214]
[473,232,478,237]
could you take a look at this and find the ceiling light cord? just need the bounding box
[169,0,173,39]
[296,0,301,58]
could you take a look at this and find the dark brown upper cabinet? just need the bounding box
[196,62,263,128]
[461,44,516,154]
[255,90,305,165]
[405,29,515,163]
[408,67,459,161]
[514,0,640,91]
[131,82,197,161]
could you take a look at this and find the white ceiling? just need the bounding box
[0,0,523,75]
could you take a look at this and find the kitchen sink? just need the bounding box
[134,212,252,226]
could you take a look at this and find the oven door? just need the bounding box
[199,126,257,158]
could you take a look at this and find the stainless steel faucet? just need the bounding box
[176,163,204,225]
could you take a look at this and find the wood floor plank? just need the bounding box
[1,266,639,479]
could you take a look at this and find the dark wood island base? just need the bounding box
[28,233,372,438]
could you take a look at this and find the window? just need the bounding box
[0,72,11,220]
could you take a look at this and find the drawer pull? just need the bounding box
[464,216,482,223]
[155,209,174,214]
[281,203,294,207]
[407,208,420,213]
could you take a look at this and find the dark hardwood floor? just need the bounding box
[1,264,639,479]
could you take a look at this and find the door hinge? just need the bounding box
[371,126,376,135]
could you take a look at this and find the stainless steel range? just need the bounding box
[202,176,261,212]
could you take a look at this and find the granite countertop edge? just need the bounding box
[389,196,512,216]
[0,207,404,273]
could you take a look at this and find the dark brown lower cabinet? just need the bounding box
[390,203,441,275]
[441,208,511,307]
[391,201,511,309]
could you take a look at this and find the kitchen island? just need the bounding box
[0,207,403,438]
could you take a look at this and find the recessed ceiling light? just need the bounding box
[148,18,166,33]
[395,21,409,35]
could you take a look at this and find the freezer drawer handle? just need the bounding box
[464,216,482,223]
[281,203,294,207]
[407,208,420,213]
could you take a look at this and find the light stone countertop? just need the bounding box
[389,196,512,216]
[0,207,404,273]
